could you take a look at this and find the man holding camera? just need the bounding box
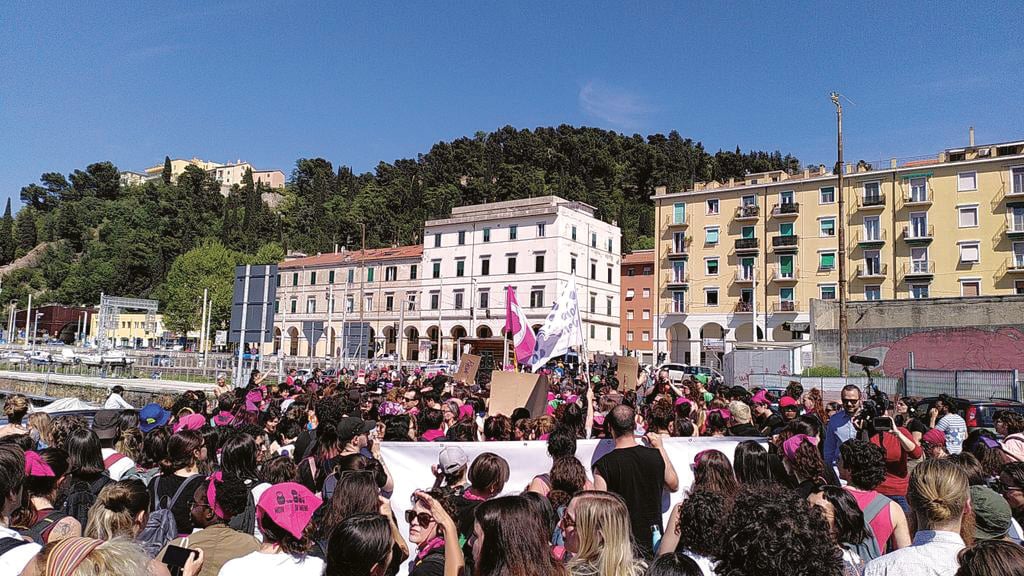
[866,409,923,513]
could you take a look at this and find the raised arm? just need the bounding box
[646,432,679,492]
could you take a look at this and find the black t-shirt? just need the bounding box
[410,548,445,576]
[593,445,665,558]
[150,473,205,535]
[904,417,929,437]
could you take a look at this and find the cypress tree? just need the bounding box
[162,156,173,184]
[0,199,13,264]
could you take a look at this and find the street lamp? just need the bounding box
[33,312,44,350]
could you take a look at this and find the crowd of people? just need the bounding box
[1,363,1024,576]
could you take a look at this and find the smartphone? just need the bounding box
[163,544,198,576]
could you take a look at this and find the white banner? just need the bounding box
[529,277,583,371]
[380,437,754,576]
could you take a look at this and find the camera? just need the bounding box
[850,355,892,435]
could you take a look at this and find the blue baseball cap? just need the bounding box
[139,403,171,433]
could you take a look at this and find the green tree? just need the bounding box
[162,156,173,184]
[69,162,121,200]
[14,207,37,255]
[164,240,248,334]
[0,199,14,264]
[253,242,285,264]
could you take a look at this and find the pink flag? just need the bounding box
[504,286,536,364]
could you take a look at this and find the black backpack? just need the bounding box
[0,537,30,558]
[61,475,112,527]
[227,488,257,537]
[18,510,71,544]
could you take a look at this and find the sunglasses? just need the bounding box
[995,481,1024,494]
[405,510,435,527]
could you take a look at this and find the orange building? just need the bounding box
[621,249,655,364]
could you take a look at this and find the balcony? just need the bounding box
[772,234,799,252]
[735,237,759,253]
[902,190,933,208]
[735,205,761,221]
[666,241,690,260]
[902,225,934,244]
[1004,219,1024,239]
[1002,257,1024,275]
[734,269,756,284]
[771,203,800,218]
[735,301,753,313]
[858,193,886,210]
[903,260,935,279]
[856,263,888,279]
[772,266,799,283]
[854,229,886,247]
[667,272,690,289]
[773,301,799,313]
[667,214,691,228]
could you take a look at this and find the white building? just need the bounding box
[211,162,286,195]
[420,196,621,360]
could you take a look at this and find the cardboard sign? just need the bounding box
[616,356,640,392]
[454,353,481,384]
[488,371,549,417]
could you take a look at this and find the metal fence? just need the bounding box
[745,374,901,397]
[903,369,1019,402]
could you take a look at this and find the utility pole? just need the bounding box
[832,92,849,376]
[25,293,32,348]
[358,223,366,364]
[326,283,334,367]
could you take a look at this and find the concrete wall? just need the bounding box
[811,295,1024,375]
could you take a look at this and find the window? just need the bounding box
[535,254,545,273]
[672,232,686,254]
[1013,167,1024,195]
[481,258,490,276]
[1016,280,1024,295]
[863,181,881,202]
[820,285,837,300]
[590,261,596,280]
[345,296,354,313]
[911,284,929,299]
[407,294,417,311]
[740,257,755,280]
[410,265,417,280]
[959,242,980,264]
[864,249,881,274]
[607,327,612,341]
[706,258,719,276]
[673,203,686,224]
[780,287,794,302]
[607,238,613,252]
[642,309,650,320]
[819,252,836,270]
[672,292,685,313]
[430,293,439,310]
[537,223,546,237]
[432,261,441,279]
[961,280,981,297]
[911,247,929,273]
[910,177,928,202]
[778,255,794,278]
[606,297,613,316]
[292,272,299,286]
[910,212,928,237]
[367,267,375,283]
[626,288,635,299]
[607,266,613,284]
[509,225,517,240]
[705,288,719,306]
[642,266,652,274]
[276,274,281,287]
[591,233,597,248]
[454,291,464,310]
[328,270,335,284]
[707,198,719,214]
[780,190,794,205]
[864,216,881,241]
[958,205,978,228]
[741,225,755,239]
[820,218,836,237]
[290,298,298,314]
[570,256,577,274]
[626,331,634,342]
[306,297,316,314]
[780,222,794,236]
[385,266,397,282]
[456,260,465,277]
[347,269,354,283]
[865,286,881,301]
[455,230,465,245]
[641,331,650,342]
[310,271,317,285]
[1014,242,1024,268]
[642,288,650,298]
[1013,205,1024,232]
[571,225,577,241]
[507,256,517,274]
[434,233,442,248]
[958,172,977,192]
[274,300,280,313]
[479,291,489,309]
[483,227,491,242]
[705,227,720,245]
[673,261,687,282]
[590,325,595,339]
[364,294,373,311]
[626,310,634,320]
[385,295,394,312]
[589,294,596,314]
[742,194,756,207]
[820,186,835,204]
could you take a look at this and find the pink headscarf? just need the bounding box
[782,434,819,461]
[25,451,55,477]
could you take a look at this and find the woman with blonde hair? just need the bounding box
[84,480,150,541]
[29,413,53,450]
[20,536,202,576]
[561,491,645,576]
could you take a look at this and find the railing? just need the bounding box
[668,213,691,227]
[772,266,798,281]
[735,301,753,313]
[773,301,798,312]
[902,225,934,241]
[735,205,761,219]
[735,237,759,250]
[903,260,935,276]
[1004,217,1024,236]
[858,193,885,209]
[856,263,887,278]
[772,235,798,249]
[853,229,886,244]
[666,241,690,258]
[1009,257,1024,272]
[668,272,690,285]
[734,269,756,283]
[771,202,800,217]
[903,189,933,205]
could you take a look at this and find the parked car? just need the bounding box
[655,363,723,385]
[0,351,27,364]
[912,396,1024,433]
[28,351,53,365]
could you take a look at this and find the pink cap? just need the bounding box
[173,413,206,434]
[257,482,323,539]
[751,390,769,406]
[923,428,947,447]
[1001,433,1024,462]
[207,471,227,519]
[25,451,55,477]
[674,397,692,406]
[782,434,819,461]
[779,396,799,409]
[459,404,475,420]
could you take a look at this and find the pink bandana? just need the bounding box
[207,471,227,519]
[25,451,55,477]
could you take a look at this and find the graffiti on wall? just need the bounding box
[855,327,1024,376]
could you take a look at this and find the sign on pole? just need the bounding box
[616,356,640,392]
[229,265,278,387]
[488,371,549,417]
[302,321,325,349]
[454,353,481,385]
[215,330,227,347]
[343,322,372,360]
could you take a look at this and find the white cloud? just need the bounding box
[578,80,650,131]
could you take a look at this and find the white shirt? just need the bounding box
[682,549,716,576]
[101,447,136,481]
[0,525,41,575]
[104,393,133,409]
[218,551,324,576]
[863,530,963,576]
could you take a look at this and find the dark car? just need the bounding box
[913,396,1024,432]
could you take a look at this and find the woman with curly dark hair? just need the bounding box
[809,485,875,572]
[690,450,738,497]
[657,490,729,575]
[781,434,830,497]
[839,440,911,552]
[715,483,842,576]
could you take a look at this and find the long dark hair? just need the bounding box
[140,427,169,470]
[814,485,869,547]
[325,513,392,576]
[66,428,104,481]
[692,450,739,496]
[321,471,380,541]
[160,430,204,475]
[221,433,259,482]
[11,449,69,530]
[733,440,772,485]
[473,495,567,576]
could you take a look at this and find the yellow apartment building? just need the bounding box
[652,137,1024,365]
[89,312,166,348]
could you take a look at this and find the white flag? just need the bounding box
[529,276,584,371]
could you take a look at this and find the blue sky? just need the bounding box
[2,2,1022,206]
